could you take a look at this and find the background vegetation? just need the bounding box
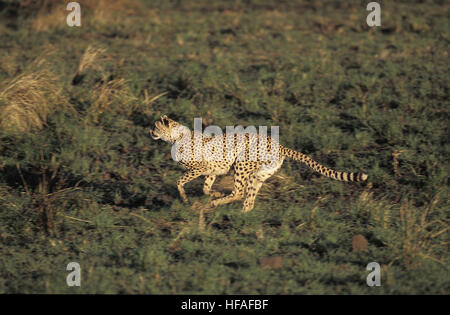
[0,0,448,294]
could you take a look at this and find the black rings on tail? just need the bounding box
[281,146,368,182]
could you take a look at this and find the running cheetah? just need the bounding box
[150,115,367,212]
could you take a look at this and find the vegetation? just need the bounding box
[0,0,448,294]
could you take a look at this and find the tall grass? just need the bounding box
[0,56,66,134]
[362,192,449,270]
[87,78,137,123]
[73,45,108,84]
[393,197,449,269]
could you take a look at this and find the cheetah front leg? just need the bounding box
[203,175,224,198]
[177,170,203,203]
[242,158,285,212]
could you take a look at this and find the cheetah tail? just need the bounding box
[281,146,368,182]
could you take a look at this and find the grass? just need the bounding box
[0,52,66,134]
[0,0,448,294]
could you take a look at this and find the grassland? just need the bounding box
[0,0,448,294]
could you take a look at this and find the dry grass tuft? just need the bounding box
[77,45,108,76]
[71,46,137,123]
[361,189,393,229]
[87,78,137,123]
[0,56,67,134]
[392,196,449,269]
[72,45,108,84]
[361,191,448,269]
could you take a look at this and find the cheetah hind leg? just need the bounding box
[208,165,255,209]
[203,175,224,198]
[242,160,284,212]
[209,188,245,209]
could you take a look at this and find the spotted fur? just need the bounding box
[150,116,368,212]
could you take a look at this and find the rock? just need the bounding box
[352,234,369,252]
[259,256,283,269]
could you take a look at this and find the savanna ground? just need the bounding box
[0,0,448,294]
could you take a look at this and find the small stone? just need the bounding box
[352,234,369,252]
[259,256,283,269]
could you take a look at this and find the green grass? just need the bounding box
[0,0,448,294]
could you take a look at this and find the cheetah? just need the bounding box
[150,115,368,212]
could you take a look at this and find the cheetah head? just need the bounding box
[150,115,189,143]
